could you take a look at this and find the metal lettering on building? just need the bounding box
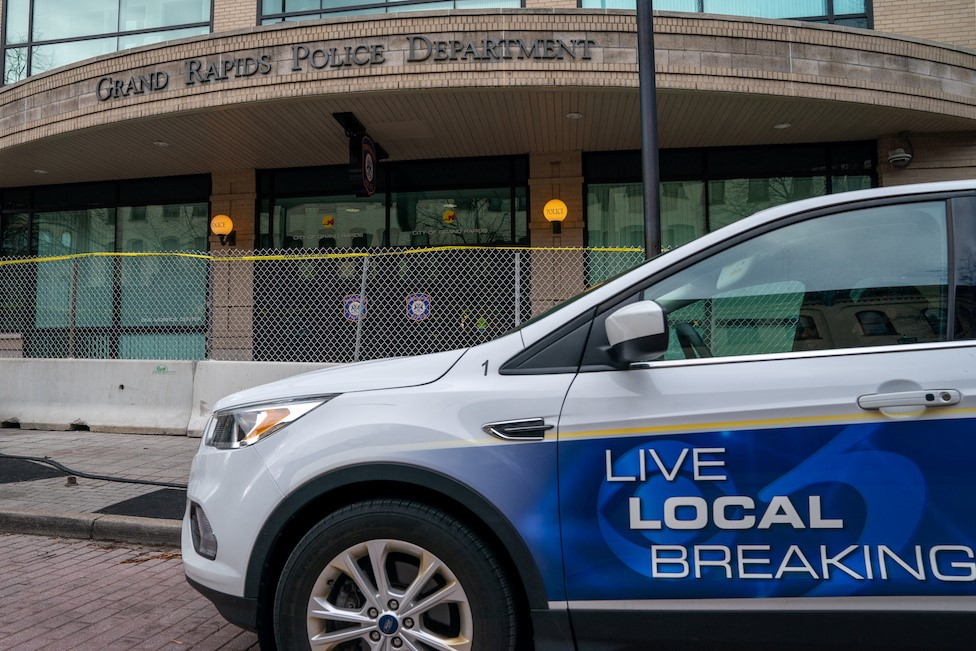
[96,72,170,101]
[404,35,594,62]
[185,55,273,85]
[94,33,600,101]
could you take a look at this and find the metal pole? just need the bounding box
[68,259,78,358]
[637,0,661,260]
[513,251,522,327]
[353,255,369,362]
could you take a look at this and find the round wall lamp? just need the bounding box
[543,199,568,234]
[210,214,236,246]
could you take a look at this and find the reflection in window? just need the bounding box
[704,0,827,19]
[856,310,896,336]
[261,0,520,23]
[272,196,387,249]
[709,177,826,231]
[0,212,31,335]
[2,180,210,360]
[587,181,707,252]
[118,26,209,50]
[4,0,31,44]
[580,0,870,26]
[587,184,643,249]
[392,188,525,247]
[586,181,705,284]
[3,47,28,84]
[643,201,949,360]
[33,0,119,41]
[2,0,211,83]
[119,203,208,252]
[0,213,30,256]
[32,37,118,74]
[258,159,528,251]
[121,0,210,30]
[32,209,117,331]
[587,177,833,252]
[34,208,116,256]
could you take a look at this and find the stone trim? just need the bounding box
[2,10,976,155]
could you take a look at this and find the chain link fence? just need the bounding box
[0,247,645,363]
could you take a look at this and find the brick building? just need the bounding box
[1,0,975,360]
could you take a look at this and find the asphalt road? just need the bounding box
[0,532,259,650]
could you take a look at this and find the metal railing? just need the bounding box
[0,247,645,362]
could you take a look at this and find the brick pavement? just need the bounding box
[0,429,198,516]
[0,532,259,650]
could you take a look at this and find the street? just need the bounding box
[0,532,259,650]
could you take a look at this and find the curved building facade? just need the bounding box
[1,0,975,361]
[3,1,976,251]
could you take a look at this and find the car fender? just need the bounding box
[244,462,551,610]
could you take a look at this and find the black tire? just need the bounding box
[273,498,519,650]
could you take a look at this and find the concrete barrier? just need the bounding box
[0,359,196,434]
[0,358,335,436]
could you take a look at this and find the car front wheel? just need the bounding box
[274,498,519,650]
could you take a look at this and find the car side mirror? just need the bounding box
[605,300,669,366]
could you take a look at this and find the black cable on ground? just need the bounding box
[0,451,188,490]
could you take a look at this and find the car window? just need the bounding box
[953,196,976,340]
[641,201,949,360]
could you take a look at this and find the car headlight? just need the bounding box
[205,396,336,449]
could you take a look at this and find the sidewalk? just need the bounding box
[0,428,200,548]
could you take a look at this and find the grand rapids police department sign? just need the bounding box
[95,33,597,101]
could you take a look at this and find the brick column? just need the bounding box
[209,170,256,360]
[874,0,976,51]
[213,0,258,33]
[528,152,588,315]
[529,152,584,249]
[210,169,257,250]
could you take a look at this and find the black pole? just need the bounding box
[637,0,661,260]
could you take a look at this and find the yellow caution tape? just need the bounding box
[0,246,644,266]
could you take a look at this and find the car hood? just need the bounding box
[213,348,468,411]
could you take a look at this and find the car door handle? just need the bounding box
[857,389,961,410]
[482,418,554,441]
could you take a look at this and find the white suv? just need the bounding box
[184,181,976,650]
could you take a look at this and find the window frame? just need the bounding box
[257,156,529,250]
[259,0,525,24]
[1,0,213,84]
[577,0,873,28]
[583,142,878,255]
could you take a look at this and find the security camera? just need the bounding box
[887,148,913,168]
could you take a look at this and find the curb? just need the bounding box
[0,509,181,548]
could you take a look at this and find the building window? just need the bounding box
[260,0,523,24]
[584,142,876,282]
[580,0,872,28]
[258,156,528,249]
[0,176,210,358]
[2,0,212,85]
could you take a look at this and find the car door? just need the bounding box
[557,195,976,648]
